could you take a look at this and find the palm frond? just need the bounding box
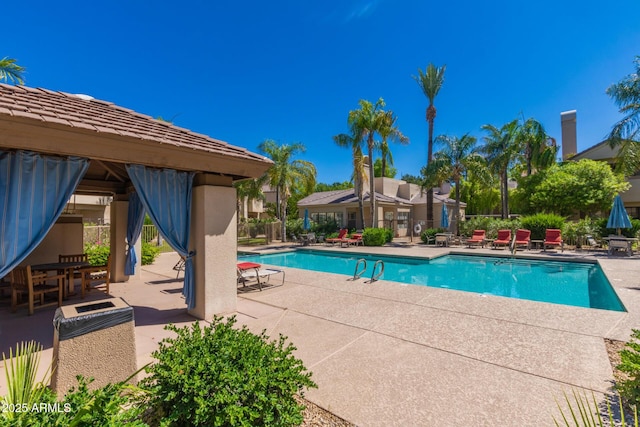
[0,57,25,85]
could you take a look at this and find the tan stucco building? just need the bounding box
[298,175,463,237]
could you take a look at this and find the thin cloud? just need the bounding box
[344,0,383,22]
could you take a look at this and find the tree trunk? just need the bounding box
[426,115,434,228]
[454,178,461,236]
[368,138,376,228]
[501,172,509,219]
[356,175,365,230]
[281,194,288,242]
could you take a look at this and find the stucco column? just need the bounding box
[110,197,141,282]
[110,199,128,282]
[189,178,237,319]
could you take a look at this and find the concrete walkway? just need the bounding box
[2,244,640,426]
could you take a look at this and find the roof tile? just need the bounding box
[0,83,270,164]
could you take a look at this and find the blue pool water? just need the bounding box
[238,251,625,312]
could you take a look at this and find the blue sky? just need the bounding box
[5,1,640,184]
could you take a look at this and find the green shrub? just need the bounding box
[141,241,160,265]
[140,317,316,427]
[519,213,566,240]
[459,217,522,239]
[286,218,305,239]
[552,388,638,426]
[617,329,640,406]
[311,219,340,236]
[563,217,601,247]
[383,228,394,243]
[84,244,110,266]
[459,217,493,237]
[1,342,145,427]
[362,228,387,246]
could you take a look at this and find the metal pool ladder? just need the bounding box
[369,260,384,283]
[352,258,367,280]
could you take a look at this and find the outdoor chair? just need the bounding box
[59,253,89,284]
[173,256,186,279]
[514,229,531,251]
[79,256,111,298]
[237,262,285,291]
[584,235,602,251]
[326,229,348,245]
[341,233,364,247]
[10,265,64,315]
[435,233,453,247]
[543,229,564,252]
[493,230,512,249]
[466,230,486,248]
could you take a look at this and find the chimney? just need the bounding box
[561,110,577,160]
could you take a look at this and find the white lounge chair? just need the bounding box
[237,267,285,291]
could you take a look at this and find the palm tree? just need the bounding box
[413,63,446,228]
[607,56,640,176]
[378,110,409,178]
[333,132,366,229]
[348,98,387,228]
[0,57,25,85]
[420,134,485,235]
[234,176,267,222]
[516,117,557,176]
[258,140,316,242]
[481,120,521,219]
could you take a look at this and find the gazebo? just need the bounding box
[0,84,272,319]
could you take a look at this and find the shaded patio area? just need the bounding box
[3,244,640,425]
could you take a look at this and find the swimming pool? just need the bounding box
[238,250,625,312]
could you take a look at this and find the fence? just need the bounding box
[238,221,281,245]
[84,225,110,247]
[83,224,174,253]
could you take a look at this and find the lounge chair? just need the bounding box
[543,229,564,252]
[326,229,348,245]
[466,230,486,248]
[237,262,285,290]
[342,233,364,247]
[514,229,531,251]
[492,229,512,249]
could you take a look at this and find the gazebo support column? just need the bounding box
[110,196,141,282]
[189,177,237,320]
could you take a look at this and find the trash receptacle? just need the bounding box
[51,297,137,396]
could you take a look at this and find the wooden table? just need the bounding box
[32,261,90,297]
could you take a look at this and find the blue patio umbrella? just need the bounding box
[303,209,310,231]
[607,194,632,235]
[440,204,449,229]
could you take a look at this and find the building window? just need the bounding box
[310,212,345,226]
[397,212,408,229]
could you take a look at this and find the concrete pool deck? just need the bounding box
[2,244,640,425]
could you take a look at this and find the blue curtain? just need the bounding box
[0,150,89,278]
[124,191,145,275]
[126,165,196,308]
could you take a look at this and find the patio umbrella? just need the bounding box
[440,204,449,229]
[607,194,632,235]
[303,209,310,231]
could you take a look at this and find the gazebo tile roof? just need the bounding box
[0,83,269,164]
